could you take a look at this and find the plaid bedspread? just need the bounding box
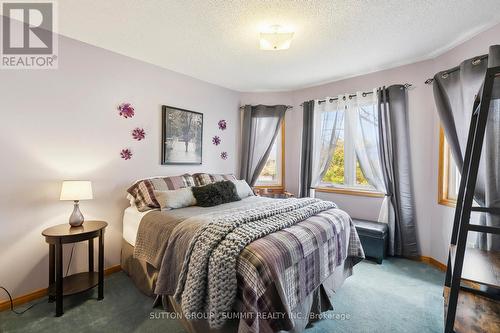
[233,208,364,333]
[154,198,364,333]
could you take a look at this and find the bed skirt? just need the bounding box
[121,238,353,333]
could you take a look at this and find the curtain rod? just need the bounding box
[299,83,413,107]
[239,105,293,110]
[424,55,488,85]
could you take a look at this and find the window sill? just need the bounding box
[438,198,457,208]
[315,187,384,198]
[254,185,284,190]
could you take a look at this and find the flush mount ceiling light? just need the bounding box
[259,25,294,51]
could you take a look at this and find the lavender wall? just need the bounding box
[241,23,500,264]
[0,35,240,298]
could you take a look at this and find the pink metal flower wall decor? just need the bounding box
[120,148,133,160]
[212,135,221,146]
[132,128,146,141]
[220,151,228,160]
[218,119,227,130]
[118,103,135,118]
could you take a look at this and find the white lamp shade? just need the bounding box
[60,181,93,201]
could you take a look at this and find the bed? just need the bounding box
[121,175,364,333]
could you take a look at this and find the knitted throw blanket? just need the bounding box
[173,197,337,329]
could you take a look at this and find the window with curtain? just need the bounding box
[255,121,285,188]
[438,126,460,206]
[317,95,383,196]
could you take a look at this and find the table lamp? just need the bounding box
[60,181,93,227]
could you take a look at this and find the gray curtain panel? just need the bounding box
[433,53,489,204]
[240,105,287,186]
[299,101,314,197]
[432,45,500,250]
[377,85,419,257]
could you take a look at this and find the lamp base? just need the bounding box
[69,200,85,227]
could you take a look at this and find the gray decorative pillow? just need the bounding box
[192,181,241,207]
[231,179,255,199]
[154,188,197,210]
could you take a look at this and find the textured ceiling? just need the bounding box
[58,0,500,92]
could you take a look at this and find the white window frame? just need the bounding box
[317,101,383,197]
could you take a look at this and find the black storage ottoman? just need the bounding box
[352,218,388,264]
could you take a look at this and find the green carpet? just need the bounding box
[0,258,444,333]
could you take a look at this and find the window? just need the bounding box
[255,121,285,189]
[438,127,460,206]
[318,100,382,197]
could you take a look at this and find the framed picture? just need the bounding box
[161,105,203,165]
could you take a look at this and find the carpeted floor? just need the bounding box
[0,258,444,333]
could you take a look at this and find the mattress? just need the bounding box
[122,197,264,247]
[123,196,268,248]
[122,206,153,246]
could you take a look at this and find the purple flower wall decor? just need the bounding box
[220,151,228,160]
[120,148,133,160]
[212,135,221,146]
[218,119,227,131]
[132,128,146,141]
[118,103,135,118]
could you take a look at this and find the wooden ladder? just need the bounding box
[444,65,500,333]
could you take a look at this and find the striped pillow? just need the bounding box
[193,173,237,186]
[127,174,196,211]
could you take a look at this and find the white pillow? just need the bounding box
[232,179,255,199]
[154,188,197,210]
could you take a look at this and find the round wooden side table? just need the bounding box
[42,220,107,317]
